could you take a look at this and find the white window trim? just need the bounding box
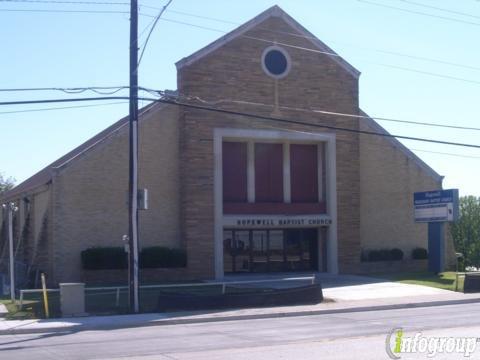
[214,128,338,279]
[318,144,324,201]
[261,45,292,79]
[247,141,255,203]
[283,142,291,203]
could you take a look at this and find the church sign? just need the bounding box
[414,189,459,223]
[223,215,332,228]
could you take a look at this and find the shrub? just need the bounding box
[81,247,127,270]
[390,248,404,261]
[366,248,403,262]
[360,250,368,262]
[140,247,187,268]
[378,249,392,261]
[412,247,428,260]
[367,250,382,262]
[81,246,187,270]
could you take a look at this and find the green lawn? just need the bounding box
[1,297,36,320]
[375,271,464,292]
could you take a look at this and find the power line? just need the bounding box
[0,0,128,4]
[165,8,240,25]
[146,7,480,73]
[2,94,480,149]
[3,6,480,83]
[148,16,480,87]
[156,98,480,149]
[2,86,480,133]
[3,1,480,73]
[137,0,173,67]
[0,86,125,91]
[181,91,480,132]
[0,86,166,97]
[0,86,130,95]
[410,148,480,159]
[162,8,480,72]
[138,11,157,40]
[359,47,480,72]
[0,96,151,106]
[0,100,126,115]
[357,0,480,26]
[393,0,480,20]
[0,86,164,97]
[0,7,128,13]
[365,62,480,86]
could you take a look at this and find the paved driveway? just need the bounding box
[223,272,452,301]
[319,274,451,301]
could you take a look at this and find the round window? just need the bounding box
[261,46,291,79]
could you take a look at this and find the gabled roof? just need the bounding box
[2,102,162,201]
[176,5,361,78]
[360,110,443,183]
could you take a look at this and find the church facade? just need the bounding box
[1,6,453,285]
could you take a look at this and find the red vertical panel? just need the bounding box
[290,144,318,203]
[223,142,247,203]
[255,143,283,202]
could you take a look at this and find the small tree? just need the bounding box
[451,196,480,270]
[0,172,15,195]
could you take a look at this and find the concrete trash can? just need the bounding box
[60,283,87,317]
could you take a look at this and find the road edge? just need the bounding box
[2,297,480,335]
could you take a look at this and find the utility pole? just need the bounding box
[2,202,18,302]
[128,0,140,313]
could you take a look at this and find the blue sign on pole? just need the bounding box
[414,189,459,274]
[414,189,459,223]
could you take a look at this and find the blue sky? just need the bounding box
[1,0,480,196]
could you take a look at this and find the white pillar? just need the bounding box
[317,143,324,201]
[283,142,291,203]
[247,141,255,203]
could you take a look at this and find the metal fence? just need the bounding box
[18,275,316,311]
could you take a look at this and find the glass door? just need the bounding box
[223,230,250,273]
[251,230,268,272]
[268,230,285,272]
[224,228,319,273]
[284,230,302,271]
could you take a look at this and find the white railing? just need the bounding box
[17,275,316,310]
[18,288,60,310]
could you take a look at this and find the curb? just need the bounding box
[2,297,480,335]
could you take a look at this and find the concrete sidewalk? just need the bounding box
[2,290,480,335]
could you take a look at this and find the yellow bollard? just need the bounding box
[41,273,50,319]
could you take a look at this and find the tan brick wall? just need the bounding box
[82,268,191,285]
[30,187,51,278]
[51,104,181,283]
[0,187,51,284]
[33,187,50,242]
[359,119,443,259]
[177,16,361,276]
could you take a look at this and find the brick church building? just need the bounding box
[1,6,453,285]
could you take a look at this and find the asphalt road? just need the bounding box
[2,303,480,359]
